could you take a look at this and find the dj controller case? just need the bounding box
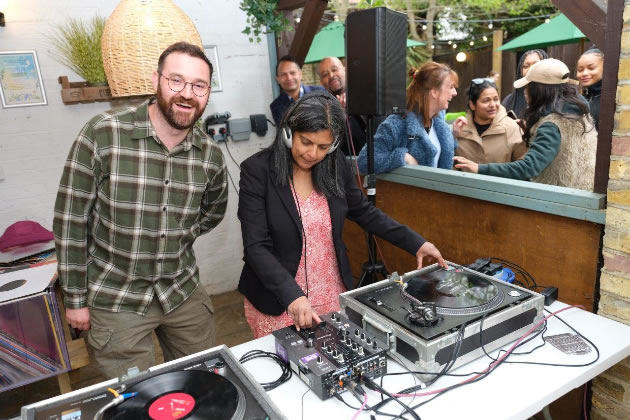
[339,263,545,380]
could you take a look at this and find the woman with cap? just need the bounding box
[455,78,527,164]
[454,58,597,191]
[577,48,604,130]
[238,91,447,338]
[356,61,461,174]
[502,49,549,119]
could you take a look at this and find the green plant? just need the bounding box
[240,0,292,43]
[49,16,107,84]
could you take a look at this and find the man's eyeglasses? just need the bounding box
[159,73,210,97]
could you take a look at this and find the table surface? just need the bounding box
[231,302,630,420]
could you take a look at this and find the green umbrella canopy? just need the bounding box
[304,22,425,64]
[498,14,585,52]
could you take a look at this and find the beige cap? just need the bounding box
[513,58,579,88]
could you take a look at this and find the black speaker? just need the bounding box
[346,7,407,116]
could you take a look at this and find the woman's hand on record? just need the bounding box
[287,296,322,330]
[416,242,448,269]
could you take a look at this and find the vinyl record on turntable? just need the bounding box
[406,268,500,311]
[105,370,243,420]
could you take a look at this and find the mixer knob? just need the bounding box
[372,340,378,350]
[360,332,366,340]
[366,337,372,345]
[345,337,351,346]
[354,328,360,337]
[352,342,358,351]
[327,345,333,353]
[337,353,344,363]
[357,346,364,355]
[333,349,339,357]
[317,355,323,364]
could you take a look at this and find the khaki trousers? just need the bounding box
[87,285,216,379]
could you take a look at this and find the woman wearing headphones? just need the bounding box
[238,91,446,338]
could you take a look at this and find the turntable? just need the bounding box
[339,262,544,380]
[20,345,286,420]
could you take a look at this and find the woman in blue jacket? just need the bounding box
[357,62,461,174]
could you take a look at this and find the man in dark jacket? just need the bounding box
[270,55,324,126]
[317,56,367,156]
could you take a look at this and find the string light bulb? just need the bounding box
[452,43,457,49]
[544,18,550,23]
[488,22,493,29]
[431,45,435,49]
[469,41,474,46]
[456,52,467,62]
[483,35,488,42]
[422,24,427,30]
[448,40,452,45]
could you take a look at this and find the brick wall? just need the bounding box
[591,2,630,418]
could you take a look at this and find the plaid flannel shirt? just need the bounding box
[53,99,228,315]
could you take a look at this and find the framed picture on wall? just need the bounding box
[0,51,47,108]
[204,45,223,92]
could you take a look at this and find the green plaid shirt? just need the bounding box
[53,99,228,315]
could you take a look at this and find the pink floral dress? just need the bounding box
[244,187,346,338]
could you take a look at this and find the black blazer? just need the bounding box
[269,85,326,126]
[237,149,425,316]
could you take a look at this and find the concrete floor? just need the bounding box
[0,290,253,419]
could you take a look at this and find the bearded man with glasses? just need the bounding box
[53,42,227,378]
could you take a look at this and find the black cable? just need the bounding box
[290,178,310,299]
[333,393,402,419]
[489,257,538,290]
[301,388,310,420]
[267,118,276,127]
[370,322,467,413]
[363,376,421,420]
[224,165,239,194]
[238,350,292,391]
[223,136,241,169]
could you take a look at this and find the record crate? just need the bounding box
[0,263,70,392]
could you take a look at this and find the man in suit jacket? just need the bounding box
[270,55,325,126]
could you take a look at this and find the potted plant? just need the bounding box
[49,16,107,84]
[240,0,292,43]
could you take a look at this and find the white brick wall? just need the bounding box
[0,0,277,294]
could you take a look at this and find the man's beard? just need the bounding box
[156,83,206,130]
[328,77,345,96]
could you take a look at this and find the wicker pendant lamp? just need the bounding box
[101,0,203,97]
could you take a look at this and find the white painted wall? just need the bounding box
[0,0,277,294]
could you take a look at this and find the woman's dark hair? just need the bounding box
[503,49,548,117]
[523,82,590,145]
[582,47,604,59]
[466,78,498,111]
[270,91,347,198]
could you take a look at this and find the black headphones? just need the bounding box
[281,90,342,155]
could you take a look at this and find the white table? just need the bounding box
[231,302,630,420]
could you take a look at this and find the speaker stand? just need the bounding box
[356,115,389,288]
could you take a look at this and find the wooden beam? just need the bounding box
[594,0,624,193]
[288,0,328,66]
[492,30,503,98]
[552,0,606,48]
[277,0,307,10]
